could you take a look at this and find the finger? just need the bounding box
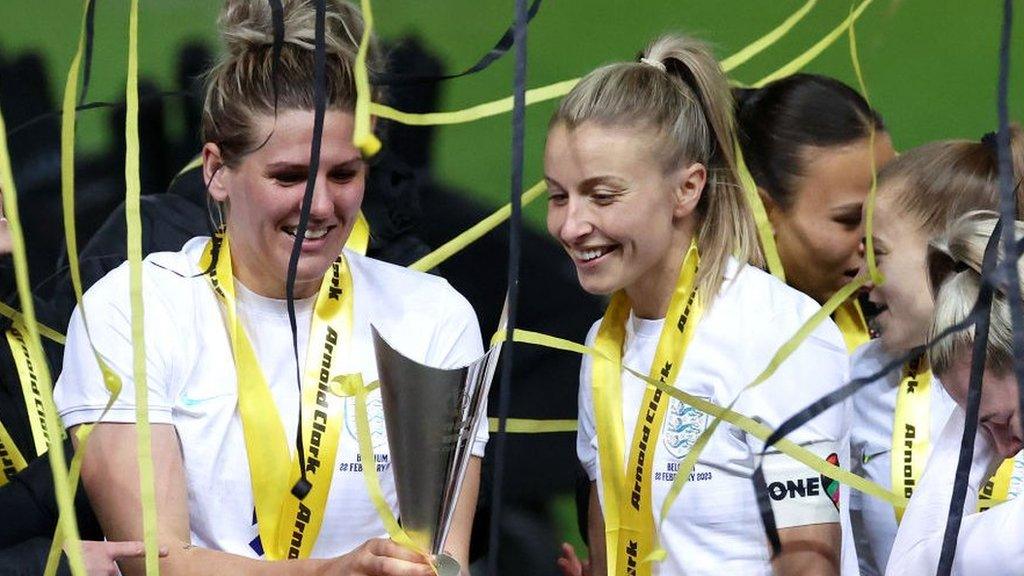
[556,557,579,576]
[368,538,431,565]
[103,540,147,559]
[369,555,435,576]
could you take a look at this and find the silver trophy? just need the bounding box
[372,325,502,576]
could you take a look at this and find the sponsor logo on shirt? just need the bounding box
[820,453,840,510]
[662,396,709,460]
[767,452,840,509]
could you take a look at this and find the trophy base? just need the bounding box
[433,553,461,576]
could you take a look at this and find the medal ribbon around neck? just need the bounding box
[200,233,352,560]
[7,323,52,458]
[891,356,1018,520]
[592,241,702,576]
[0,320,62,487]
[833,299,870,354]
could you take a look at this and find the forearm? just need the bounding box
[771,523,840,576]
[119,540,335,576]
[587,482,606,576]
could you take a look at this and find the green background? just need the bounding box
[2,0,1023,230]
[2,0,1022,555]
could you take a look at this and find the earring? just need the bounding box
[207,197,227,234]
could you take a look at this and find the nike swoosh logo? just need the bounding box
[179,393,233,407]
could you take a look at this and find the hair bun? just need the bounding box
[218,0,363,57]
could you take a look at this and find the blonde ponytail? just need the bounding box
[551,34,763,302]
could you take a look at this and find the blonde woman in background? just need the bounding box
[886,211,1024,575]
[848,130,1024,575]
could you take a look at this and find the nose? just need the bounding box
[989,426,1023,459]
[306,175,335,221]
[556,198,594,245]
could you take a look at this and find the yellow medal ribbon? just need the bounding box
[892,357,1018,520]
[7,324,51,457]
[891,357,931,522]
[0,419,27,485]
[593,242,701,576]
[200,234,351,559]
[834,299,870,354]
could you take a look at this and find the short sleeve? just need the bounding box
[54,265,178,429]
[423,286,488,458]
[739,316,850,528]
[577,322,601,481]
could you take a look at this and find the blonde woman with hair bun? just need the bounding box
[884,211,1024,575]
[548,34,850,576]
[54,1,484,575]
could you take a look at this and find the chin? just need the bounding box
[577,274,620,297]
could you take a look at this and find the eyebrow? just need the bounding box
[265,157,364,171]
[830,201,864,213]
[579,175,627,190]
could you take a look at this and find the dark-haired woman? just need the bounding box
[735,73,896,352]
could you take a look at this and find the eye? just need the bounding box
[591,190,620,204]
[547,191,568,206]
[271,171,306,186]
[833,212,862,229]
[329,169,359,183]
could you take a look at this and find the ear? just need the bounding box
[671,162,707,219]
[203,143,230,203]
[758,186,782,228]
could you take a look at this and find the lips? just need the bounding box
[281,224,335,240]
[570,245,617,264]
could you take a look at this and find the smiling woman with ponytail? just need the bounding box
[548,34,849,576]
[53,2,485,575]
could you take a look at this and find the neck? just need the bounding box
[230,253,320,300]
[626,228,696,320]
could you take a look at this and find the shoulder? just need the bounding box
[81,236,210,316]
[850,339,891,380]
[712,261,845,355]
[346,250,475,322]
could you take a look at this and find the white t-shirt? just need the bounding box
[577,260,850,576]
[848,339,958,576]
[886,407,1024,576]
[55,236,487,559]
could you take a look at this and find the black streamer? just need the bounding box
[371,0,542,86]
[751,224,1005,559]
[269,0,285,111]
[486,0,528,572]
[936,0,1019,572]
[79,0,98,105]
[285,0,327,501]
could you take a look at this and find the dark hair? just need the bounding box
[734,73,885,210]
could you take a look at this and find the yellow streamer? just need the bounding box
[0,68,86,576]
[720,0,818,72]
[372,0,834,128]
[753,0,876,88]
[0,419,28,485]
[848,5,884,286]
[487,417,577,434]
[123,2,160,573]
[0,301,64,345]
[650,272,872,559]
[493,327,902,510]
[342,375,420,551]
[410,180,546,272]
[353,0,381,156]
[736,141,785,281]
